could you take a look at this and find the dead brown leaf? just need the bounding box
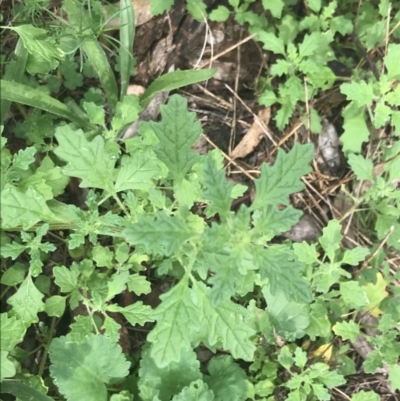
[230,108,270,159]
[133,0,154,27]
[105,0,153,30]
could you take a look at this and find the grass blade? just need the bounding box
[82,39,118,114]
[140,69,217,108]
[0,39,28,124]
[119,0,135,100]
[0,80,94,130]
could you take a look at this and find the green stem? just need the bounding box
[37,316,57,377]
[82,292,100,335]
[98,193,112,207]
[337,198,364,223]
[112,191,129,217]
[0,286,11,300]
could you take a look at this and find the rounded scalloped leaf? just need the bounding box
[49,333,130,401]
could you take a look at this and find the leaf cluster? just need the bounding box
[1,0,400,400]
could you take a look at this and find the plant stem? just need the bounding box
[112,191,129,216]
[37,316,57,377]
[0,286,11,300]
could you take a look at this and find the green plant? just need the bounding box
[1,0,400,400]
[0,0,216,131]
[347,150,400,250]
[208,0,400,142]
[277,346,346,401]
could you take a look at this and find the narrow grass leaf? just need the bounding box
[82,39,118,113]
[140,69,217,108]
[0,39,28,123]
[119,0,135,100]
[0,80,93,129]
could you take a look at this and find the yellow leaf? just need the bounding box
[361,272,388,317]
[302,339,311,351]
[311,343,333,362]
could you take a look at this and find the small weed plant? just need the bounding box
[0,0,399,400]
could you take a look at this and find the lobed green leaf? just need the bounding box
[115,150,160,192]
[251,142,314,210]
[201,154,235,218]
[257,32,285,55]
[123,212,195,257]
[348,153,374,181]
[53,126,115,191]
[7,275,45,326]
[257,245,312,304]
[319,219,342,261]
[147,277,199,368]
[1,185,57,231]
[151,94,201,182]
[194,281,257,362]
[333,320,360,342]
[0,313,26,351]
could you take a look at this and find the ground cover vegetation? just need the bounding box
[0,0,399,400]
